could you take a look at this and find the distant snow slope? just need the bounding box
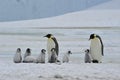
[0,10,120,27]
[89,0,120,9]
[0,0,120,27]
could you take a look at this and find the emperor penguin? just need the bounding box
[84,49,92,63]
[13,48,22,63]
[36,49,46,63]
[23,48,31,60]
[62,51,72,63]
[23,48,36,63]
[89,34,104,63]
[44,34,59,63]
[49,48,58,63]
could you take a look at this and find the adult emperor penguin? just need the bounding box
[89,34,104,63]
[44,34,59,63]
[13,48,22,63]
[36,49,46,63]
[84,49,92,63]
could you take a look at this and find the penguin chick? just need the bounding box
[23,48,36,63]
[23,56,36,63]
[84,49,92,63]
[49,48,58,63]
[62,51,72,63]
[36,49,46,63]
[23,48,31,60]
[13,48,22,63]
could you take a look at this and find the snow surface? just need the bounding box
[0,61,120,80]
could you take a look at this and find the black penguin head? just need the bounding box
[89,34,97,40]
[41,49,46,53]
[26,48,31,53]
[17,48,21,53]
[44,34,53,38]
[85,49,89,53]
[68,51,72,54]
[51,48,56,52]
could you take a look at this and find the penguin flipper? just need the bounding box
[96,35,104,56]
[52,37,59,56]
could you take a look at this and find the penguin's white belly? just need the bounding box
[47,39,55,60]
[90,39,102,62]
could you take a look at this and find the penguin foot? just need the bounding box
[85,61,91,63]
[92,60,98,63]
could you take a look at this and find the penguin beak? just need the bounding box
[44,35,47,37]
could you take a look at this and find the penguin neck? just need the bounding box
[16,52,21,55]
[91,38,101,44]
[47,38,55,44]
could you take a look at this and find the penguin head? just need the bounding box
[68,51,72,54]
[85,49,89,53]
[44,34,53,38]
[26,48,31,53]
[51,48,56,53]
[89,34,97,40]
[17,48,21,53]
[41,49,46,53]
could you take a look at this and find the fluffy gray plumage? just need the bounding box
[62,51,72,63]
[84,49,92,63]
[13,48,22,63]
[36,49,46,63]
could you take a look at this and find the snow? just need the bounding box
[0,10,120,28]
[0,26,120,80]
[90,0,120,9]
[0,61,120,80]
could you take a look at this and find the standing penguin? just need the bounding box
[89,34,104,63]
[13,48,22,63]
[49,48,58,63]
[44,34,59,63]
[84,49,92,63]
[36,49,46,63]
[62,51,72,63]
